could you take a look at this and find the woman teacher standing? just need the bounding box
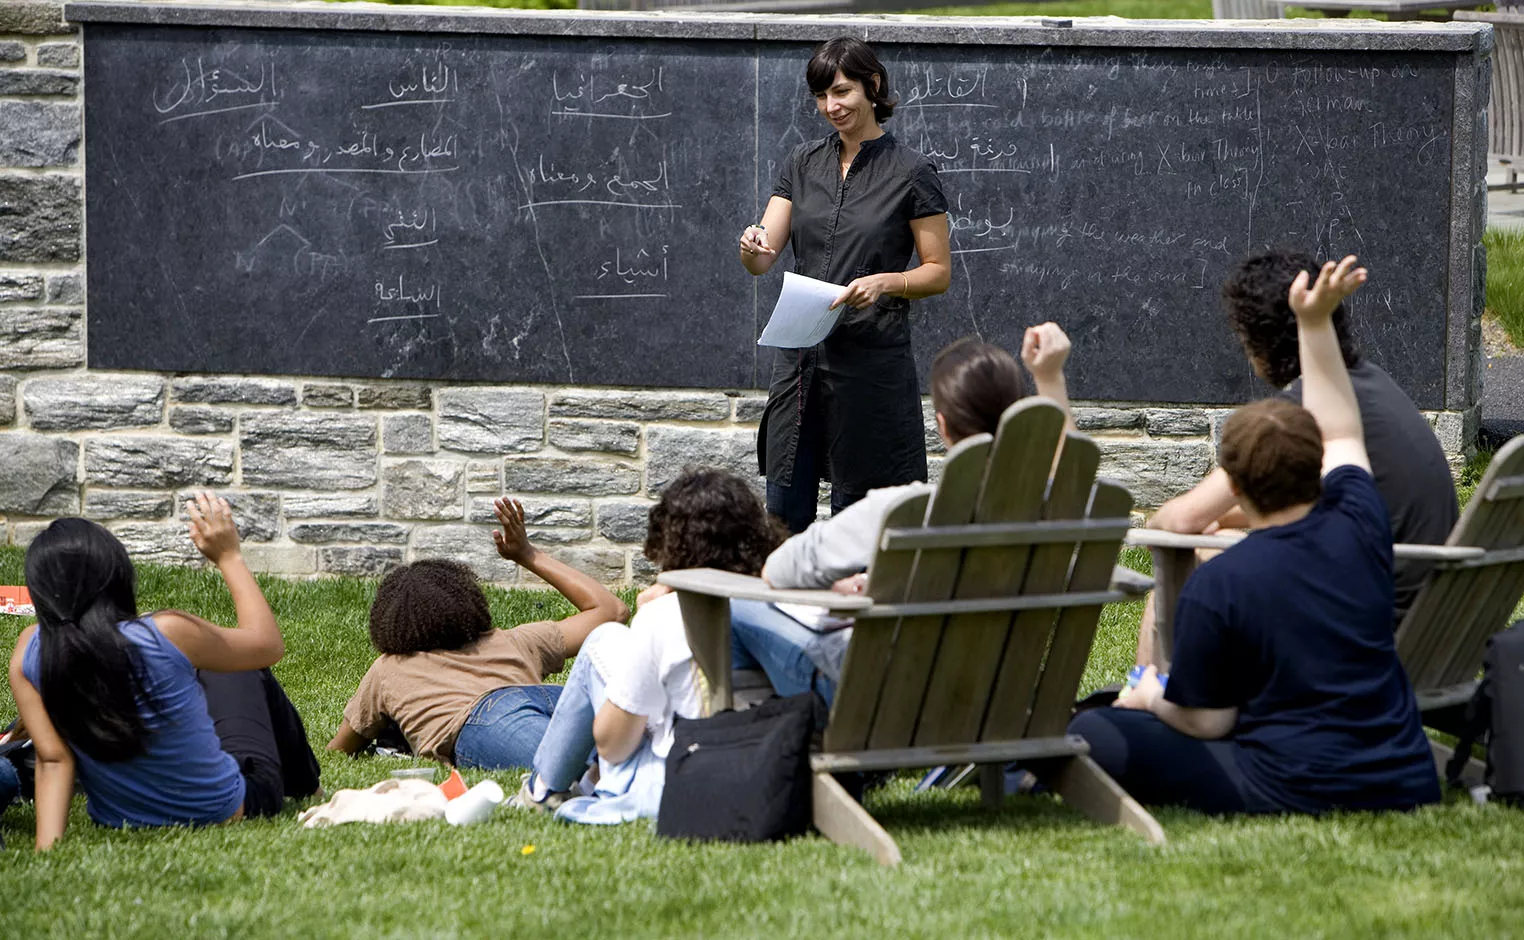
[740,37,952,533]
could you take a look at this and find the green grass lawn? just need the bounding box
[2,543,1524,938]
[1487,228,1524,350]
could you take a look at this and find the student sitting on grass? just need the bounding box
[327,497,628,770]
[1068,256,1441,816]
[9,494,321,851]
[733,324,1074,703]
[513,467,779,821]
[1134,248,1458,666]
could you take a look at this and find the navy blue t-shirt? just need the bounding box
[1164,466,1440,813]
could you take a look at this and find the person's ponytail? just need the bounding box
[26,519,153,762]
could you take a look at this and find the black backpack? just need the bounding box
[1446,620,1524,804]
[656,692,822,843]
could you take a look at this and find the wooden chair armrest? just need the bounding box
[1110,564,1154,596]
[658,568,874,613]
[1393,544,1485,562]
[1124,530,1243,551]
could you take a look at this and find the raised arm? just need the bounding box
[1289,255,1369,475]
[1021,322,1075,437]
[10,626,75,850]
[493,497,629,655]
[156,493,284,672]
[738,196,793,277]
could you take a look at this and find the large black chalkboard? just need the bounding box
[83,19,1470,406]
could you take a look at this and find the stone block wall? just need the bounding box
[0,2,1479,586]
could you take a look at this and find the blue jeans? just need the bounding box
[729,599,843,707]
[454,685,564,771]
[531,625,618,791]
[0,755,18,815]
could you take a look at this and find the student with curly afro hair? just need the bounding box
[1136,247,1458,667]
[327,498,628,770]
[513,467,785,822]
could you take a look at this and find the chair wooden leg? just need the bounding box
[1430,738,1486,788]
[1039,755,1166,845]
[812,772,901,866]
[979,763,1004,809]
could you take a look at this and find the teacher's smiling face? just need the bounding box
[814,69,878,139]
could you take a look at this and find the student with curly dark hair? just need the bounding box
[327,498,628,770]
[1136,247,1458,666]
[514,467,780,822]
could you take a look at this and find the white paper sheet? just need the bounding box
[757,272,846,348]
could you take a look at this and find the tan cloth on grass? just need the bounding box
[299,778,448,828]
[342,622,566,763]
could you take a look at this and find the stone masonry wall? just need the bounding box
[0,2,1478,586]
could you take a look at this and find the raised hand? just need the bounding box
[186,492,241,565]
[1021,322,1072,381]
[492,497,536,565]
[1288,255,1367,325]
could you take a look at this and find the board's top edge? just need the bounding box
[64,2,1491,53]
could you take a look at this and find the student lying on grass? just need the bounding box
[327,497,628,771]
[9,495,321,851]
[1068,256,1441,816]
[729,325,1074,704]
[512,467,780,821]
[1134,248,1458,666]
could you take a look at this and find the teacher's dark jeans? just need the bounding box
[198,669,321,818]
[766,387,866,534]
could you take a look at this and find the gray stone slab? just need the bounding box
[357,384,432,410]
[437,388,544,455]
[63,4,1488,52]
[2,0,68,34]
[596,500,653,544]
[110,521,200,564]
[46,272,81,305]
[0,273,42,302]
[0,68,77,95]
[288,522,409,544]
[174,490,280,542]
[0,175,79,263]
[382,459,463,520]
[168,405,234,435]
[0,306,80,369]
[0,375,14,426]
[281,493,378,519]
[644,426,758,493]
[172,377,295,405]
[301,383,353,408]
[502,456,640,496]
[239,412,376,489]
[548,418,640,456]
[84,490,173,520]
[382,413,433,454]
[0,432,76,514]
[84,437,233,489]
[0,41,23,61]
[318,545,403,577]
[0,101,79,167]
[36,41,79,67]
[24,374,163,430]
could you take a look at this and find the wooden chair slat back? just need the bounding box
[980,433,1102,741]
[912,401,1067,746]
[1026,480,1136,736]
[824,489,931,753]
[863,431,995,750]
[1398,435,1524,690]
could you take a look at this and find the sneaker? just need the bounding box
[507,772,572,814]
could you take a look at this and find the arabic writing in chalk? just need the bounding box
[550,67,671,120]
[596,245,669,285]
[375,274,442,310]
[153,56,279,118]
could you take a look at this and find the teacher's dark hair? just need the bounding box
[26,518,153,762]
[807,37,897,123]
[930,338,1029,443]
[1222,248,1361,389]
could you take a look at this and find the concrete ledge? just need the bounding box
[63,2,1490,52]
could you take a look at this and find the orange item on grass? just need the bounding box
[0,586,33,616]
[438,768,468,801]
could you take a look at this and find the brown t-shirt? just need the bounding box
[342,621,566,763]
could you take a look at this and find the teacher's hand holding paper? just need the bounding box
[757,272,849,348]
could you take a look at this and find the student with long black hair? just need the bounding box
[9,494,319,850]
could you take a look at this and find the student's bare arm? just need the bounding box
[157,493,283,672]
[738,196,792,276]
[1290,256,1370,474]
[592,700,647,765]
[10,626,74,850]
[1115,666,1238,740]
[1148,469,1240,534]
[327,719,370,755]
[493,497,629,656]
[1022,322,1076,436]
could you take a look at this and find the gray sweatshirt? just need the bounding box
[762,482,934,589]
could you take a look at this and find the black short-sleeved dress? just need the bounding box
[760,133,948,498]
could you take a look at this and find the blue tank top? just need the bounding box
[23,614,245,828]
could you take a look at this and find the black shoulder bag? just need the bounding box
[656,692,822,843]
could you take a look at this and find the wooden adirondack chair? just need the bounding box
[1396,435,1524,780]
[657,398,1165,865]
